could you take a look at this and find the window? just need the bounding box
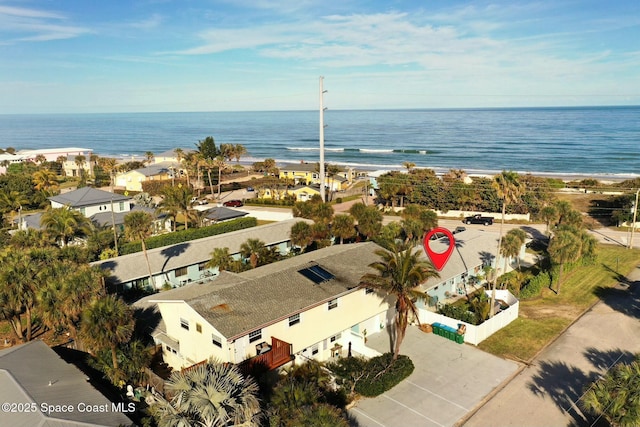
[212,334,222,348]
[196,323,202,333]
[180,318,189,330]
[328,298,338,310]
[311,344,319,355]
[365,287,374,294]
[175,267,188,277]
[249,329,262,343]
[330,333,341,342]
[289,313,300,327]
[198,262,207,271]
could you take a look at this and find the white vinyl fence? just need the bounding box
[418,290,519,345]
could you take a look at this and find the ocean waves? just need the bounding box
[287,147,428,154]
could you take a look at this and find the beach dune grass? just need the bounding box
[479,245,640,361]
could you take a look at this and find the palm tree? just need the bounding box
[500,229,526,274]
[240,238,266,269]
[0,189,29,228]
[332,214,355,244]
[151,362,261,427]
[0,251,38,341]
[145,151,154,165]
[213,156,228,200]
[581,356,640,427]
[355,205,383,240]
[290,221,313,252]
[547,229,581,294]
[97,157,118,191]
[124,211,156,288]
[39,263,105,339]
[491,171,524,316]
[207,247,235,272]
[74,154,87,178]
[40,206,90,246]
[32,169,59,192]
[540,205,559,236]
[80,295,134,372]
[359,241,439,361]
[159,185,192,231]
[233,143,247,163]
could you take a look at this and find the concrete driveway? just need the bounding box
[462,265,640,427]
[349,326,519,427]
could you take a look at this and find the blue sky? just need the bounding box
[1,0,639,113]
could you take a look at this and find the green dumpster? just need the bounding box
[455,334,464,344]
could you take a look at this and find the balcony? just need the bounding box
[240,337,293,373]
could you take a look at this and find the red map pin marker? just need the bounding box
[423,227,455,271]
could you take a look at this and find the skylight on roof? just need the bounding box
[298,264,335,284]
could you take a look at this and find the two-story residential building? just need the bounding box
[115,162,177,192]
[49,187,132,218]
[93,218,313,292]
[134,242,392,371]
[0,147,93,176]
[278,162,352,191]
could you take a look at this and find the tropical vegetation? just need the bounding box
[359,241,439,361]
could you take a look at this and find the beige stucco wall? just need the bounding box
[155,288,393,370]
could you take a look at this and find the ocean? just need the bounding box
[0,106,638,180]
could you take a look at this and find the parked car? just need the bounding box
[463,214,494,225]
[223,200,244,207]
[246,186,255,192]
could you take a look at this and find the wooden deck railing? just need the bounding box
[240,337,293,373]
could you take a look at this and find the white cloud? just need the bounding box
[0,4,89,42]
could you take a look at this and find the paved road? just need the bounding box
[349,327,519,427]
[462,264,640,427]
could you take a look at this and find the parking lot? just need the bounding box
[349,326,519,427]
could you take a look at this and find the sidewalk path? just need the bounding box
[462,264,640,427]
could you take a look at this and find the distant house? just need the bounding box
[34,187,167,235]
[153,148,196,164]
[288,185,322,202]
[200,206,249,226]
[0,147,93,176]
[134,242,392,371]
[0,340,134,427]
[115,162,177,192]
[279,162,353,190]
[92,218,312,292]
[49,187,132,218]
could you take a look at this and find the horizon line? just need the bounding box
[1,104,639,116]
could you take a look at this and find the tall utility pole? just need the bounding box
[319,76,327,202]
[629,189,639,249]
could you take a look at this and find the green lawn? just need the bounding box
[479,245,640,361]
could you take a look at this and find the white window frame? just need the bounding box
[249,329,262,343]
[212,334,222,348]
[289,313,301,327]
[328,298,338,310]
[180,318,189,330]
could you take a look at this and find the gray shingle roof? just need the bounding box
[419,227,500,289]
[49,187,130,208]
[138,242,383,339]
[93,218,313,285]
[0,340,134,427]
[204,206,249,222]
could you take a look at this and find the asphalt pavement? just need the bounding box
[462,264,640,427]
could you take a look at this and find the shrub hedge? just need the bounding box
[119,217,258,255]
[520,271,551,299]
[328,353,414,397]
